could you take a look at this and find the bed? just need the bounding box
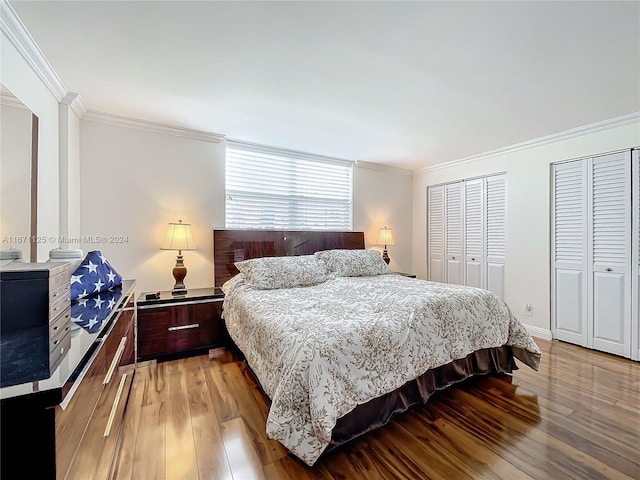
[213,229,541,466]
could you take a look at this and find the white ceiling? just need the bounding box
[10,1,640,171]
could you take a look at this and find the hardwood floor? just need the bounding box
[112,339,640,479]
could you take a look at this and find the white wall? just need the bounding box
[79,119,226,294]
[79,118,414,293]
[353,164,412,273]
[1,30,60,261]
[413,121,640,333]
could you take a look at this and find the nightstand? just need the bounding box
[136,287,226,361]
[394,272,417,278]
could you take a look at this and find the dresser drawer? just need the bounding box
[49,330,71,374]
[50,293,70,322]
[50,320,71,353]
[49,281,70,304]
[55,297,135,479]
[50,269,70,292]
[121,310,136,367]
[105,309,130,355]
[64,368,134,480]
[56,346,108,479]
[50,306,71,338]
[102,308,135,383]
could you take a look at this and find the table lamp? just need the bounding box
[161,219,197,295]
[375,226,395,265]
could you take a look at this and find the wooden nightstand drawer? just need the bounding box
[137,289,226,360]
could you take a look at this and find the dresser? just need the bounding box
[0,279,136,480]
[137,287,226,360]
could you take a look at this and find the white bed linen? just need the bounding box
[222,274,541,465]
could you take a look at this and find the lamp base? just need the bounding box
[171,254,188,295]
[171,286,187,296]
[382,248,390,265]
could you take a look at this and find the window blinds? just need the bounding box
[225,143,353,230]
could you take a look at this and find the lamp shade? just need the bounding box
[160,220,197,251]
[375,226,396,247]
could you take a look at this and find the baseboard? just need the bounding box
[523,324,553,340]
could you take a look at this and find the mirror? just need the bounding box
[1,84,39,262]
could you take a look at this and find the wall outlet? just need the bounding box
[523,303,533,316]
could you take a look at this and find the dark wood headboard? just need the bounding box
[213,229,365,287]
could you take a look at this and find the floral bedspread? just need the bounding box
[222,274,541,465]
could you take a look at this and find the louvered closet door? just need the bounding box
[445,182,464,285]
[553,160,589,346]
[464,178,484,288]
[427,185,445,282]
[591,152,632,357]
[633,149,640,361]
[485,174,506,299]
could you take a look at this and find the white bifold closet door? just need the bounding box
[445,182,464,285]
[427,174,507,298]
[427,185,445,283]
[553,159,589,347]
[591,153,631,357]
[553,151,633,358]
[464,179,484,288]
[485,175,507,299]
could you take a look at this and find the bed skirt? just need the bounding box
[325,345,517,453]
[233,340,516,459]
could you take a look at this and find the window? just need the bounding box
[225,141,353,230]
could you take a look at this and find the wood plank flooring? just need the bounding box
[112,339,640,479]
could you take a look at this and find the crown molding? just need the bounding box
[61,92,86,118]
[413,112,640,176]
[0,0,67,101]
[83,110,225,143]
[355,160,412,176]
[227,138,355,167]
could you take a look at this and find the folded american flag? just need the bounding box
[70,251,122,300]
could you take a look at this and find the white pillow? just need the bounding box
[314,249,391,277]
[234,255,329,290]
